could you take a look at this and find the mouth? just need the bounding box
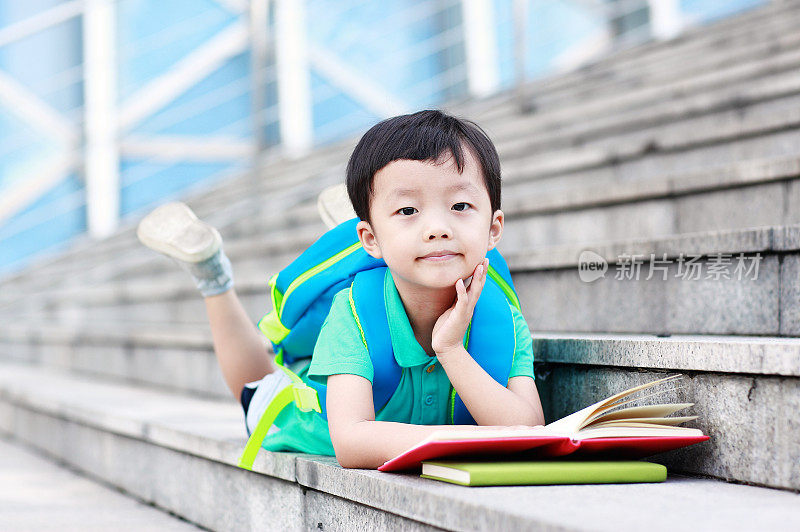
[418,252,460,262]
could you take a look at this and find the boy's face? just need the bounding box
[356,146,503,292]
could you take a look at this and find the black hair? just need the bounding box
[345,109,501,225]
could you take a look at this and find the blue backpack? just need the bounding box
[238,217,521,469]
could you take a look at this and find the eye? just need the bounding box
[452,202,471,212]
[397,207,417,216]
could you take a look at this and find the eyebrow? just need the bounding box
[388,183,480,200]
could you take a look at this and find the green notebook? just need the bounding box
[420,460,667,486]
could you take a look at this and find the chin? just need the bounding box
[418,271,465,289]
[393,260,468,289]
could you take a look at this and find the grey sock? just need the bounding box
[173,247,234,297]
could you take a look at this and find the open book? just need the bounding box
[379,374,709,471]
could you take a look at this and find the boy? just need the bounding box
[137,110,545,470]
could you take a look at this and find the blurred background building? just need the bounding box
[0,0,767,277]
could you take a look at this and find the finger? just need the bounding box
[468,264,486,307]
[455,277,467,305]
[480,258,489,286]
[472,260,482,277]
[472,259,488,288]
[455,277,471,318]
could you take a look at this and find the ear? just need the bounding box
[487,209,504,251]
[356,220,383,259]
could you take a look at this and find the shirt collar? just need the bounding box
[384,269,434,368]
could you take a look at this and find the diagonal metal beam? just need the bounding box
[552,28,611,71]
[118,21,248,132]
[0,70,75,142]
[120,135,252,162]
[0,0,83,49]
[307,44,410,119]
[0,150,79,226]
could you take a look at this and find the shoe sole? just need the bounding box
[136,202,222,263]
[317,184,357,229]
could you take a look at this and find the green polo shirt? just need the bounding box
[257,269,535,456]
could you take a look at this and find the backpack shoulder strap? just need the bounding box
[351,267,402,416]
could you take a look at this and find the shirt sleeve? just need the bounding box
[307,287,375,386]
[508,303,535,380]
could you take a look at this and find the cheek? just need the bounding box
[380,237,410,261]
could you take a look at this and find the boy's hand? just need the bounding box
[432,258,489,357]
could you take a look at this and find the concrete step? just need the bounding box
[532,331,800,490]
[497,81,800,170]
[0,321,228,399]
[499,104,800,189]
[488,38,800,157]
[1,314,798,491]
[0,217,324,323]
[567,1,796,74]
[1,360,798,531]
[461,0,799,124]
[7,198,323,301]
[3,150,796,319]
[505,223,800,336]
[16,144,798,306]
[0,435,201,530]
[0,160,342,302]
[507,11,800,122]
[6,223,799,336]
[501,155,800,248]
[0,132,353,288]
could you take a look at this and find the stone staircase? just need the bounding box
[0,436,201,530]
[2,362,799,531]
[2,0,800,529]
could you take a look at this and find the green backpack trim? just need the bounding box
[257,242,364,351]
[238,357,322,471]
[487,264,520,310]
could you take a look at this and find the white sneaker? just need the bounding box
[136,202,222,263]
[316,183,357,229]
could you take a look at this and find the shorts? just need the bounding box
[240,369,292,437]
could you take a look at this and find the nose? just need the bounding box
[424,215,451,240]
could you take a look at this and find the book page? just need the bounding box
[586,403,694,425]
[578,383,689,427]
[539,375,685,434]
[574,425,704,439]
[590,416,698,428]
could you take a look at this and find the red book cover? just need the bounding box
[378,434,709,471]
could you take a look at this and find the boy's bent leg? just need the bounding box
[205,288,278,400]
[136,202,276,399]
